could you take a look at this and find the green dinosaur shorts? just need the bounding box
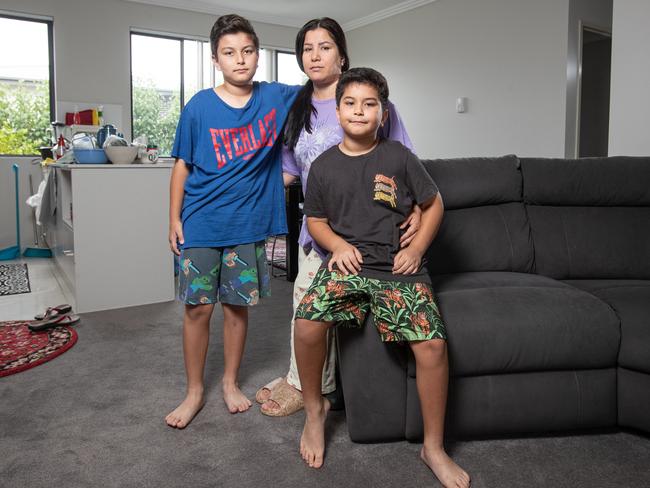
[178,242,270,306]
[294,269,446,342]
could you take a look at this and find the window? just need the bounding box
[130,31,303,156]
[0,14,54,156]
[131,33,188,157]
[277,51,308,85]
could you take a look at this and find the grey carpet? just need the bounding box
[1,277,649,488]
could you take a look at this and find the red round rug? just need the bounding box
[0,320,78,377]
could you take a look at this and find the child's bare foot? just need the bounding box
[165,390,205,429]
[420,446,470,488]
[222,381,252,413]
[300,397,330,468]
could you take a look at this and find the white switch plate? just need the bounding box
[456,97,467,113]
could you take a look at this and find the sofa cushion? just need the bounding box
[526,206,650,279]
[618,367,650,432]
[521,156,650,206]
[406,369,617,439]
[422,156,534,275]
[426,203,534,275]
[422,154,521,210]
[434,271,573,292]
[521,157,650,279]
[408,272,620,377]
[561,279,650,294]
[565,280,650,374]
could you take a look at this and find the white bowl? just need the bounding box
[105,145,138,165]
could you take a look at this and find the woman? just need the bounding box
[256,17,417,416]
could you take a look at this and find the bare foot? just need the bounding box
[165,391,205,429]
[255,376,283,404]
[300,397,330,469]
[222,382,252,413]
[421,446,471,488]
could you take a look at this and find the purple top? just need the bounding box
[282,97,414,258]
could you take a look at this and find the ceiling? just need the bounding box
[123,0,437,31]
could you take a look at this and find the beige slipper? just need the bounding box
[255,376,283,404]
[260,379,304,417]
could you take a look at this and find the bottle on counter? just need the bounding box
[72,105,81,126]
[55,135,68,159]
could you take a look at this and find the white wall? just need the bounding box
[608,0,650,156]
[346,0,571,159]
[565,0,612,158]
[0,0,298,249]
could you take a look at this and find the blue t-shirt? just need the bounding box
[172,82,300,248]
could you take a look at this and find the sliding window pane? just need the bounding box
[253,48,272,82]
[131,34,181,155]
[0,16,52,155]
[277,51,307,86]
[183,40,200,102]
[203,41,222,88]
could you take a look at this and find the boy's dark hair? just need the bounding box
[335,67,389,108]
[284,17,350,150]
[210,14,259,58]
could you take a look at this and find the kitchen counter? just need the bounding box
[45,162,174,313]
[51,161,174,169]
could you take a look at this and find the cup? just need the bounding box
[146,145,159,163]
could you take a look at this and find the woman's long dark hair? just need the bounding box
[284,18,350,150]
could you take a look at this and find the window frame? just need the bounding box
[0,12,55,157]
[129,29,298,146]
[129,30,192,144]
[275,49,293,81]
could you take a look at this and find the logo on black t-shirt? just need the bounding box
[373,174,397,208]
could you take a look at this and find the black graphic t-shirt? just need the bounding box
[303,138,439,283]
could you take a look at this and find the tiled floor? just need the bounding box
[0,257,73,321]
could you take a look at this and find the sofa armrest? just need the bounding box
[336,313,409,442]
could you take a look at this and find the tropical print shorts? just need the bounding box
[294,269,446,342]
[178,241,270,306]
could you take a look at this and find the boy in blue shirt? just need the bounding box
[293,68,470,488]
[166,14,300,428]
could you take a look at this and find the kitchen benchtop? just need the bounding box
[51,161,173,170]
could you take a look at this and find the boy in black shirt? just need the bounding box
[293,68,470,488]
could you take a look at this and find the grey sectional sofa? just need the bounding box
[336,155,650,442]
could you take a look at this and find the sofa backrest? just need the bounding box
[521,156,650,279]
[422,155,535,275]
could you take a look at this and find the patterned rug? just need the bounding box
[0,263,31,296]
[265,236,286,270]
[0,321,78,377]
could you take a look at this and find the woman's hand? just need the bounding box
[283,172,298,187]
[329,242,363,275]
[392,247,422,275]
[400,205,421,247]
[169,220,184,255]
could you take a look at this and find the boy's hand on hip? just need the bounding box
[329,243,363,275]
[169,220,184,256]
[393,248,422,275]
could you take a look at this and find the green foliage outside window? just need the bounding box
[0,79,180,156]
[132,81,180,156]
[0,81,50,155]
